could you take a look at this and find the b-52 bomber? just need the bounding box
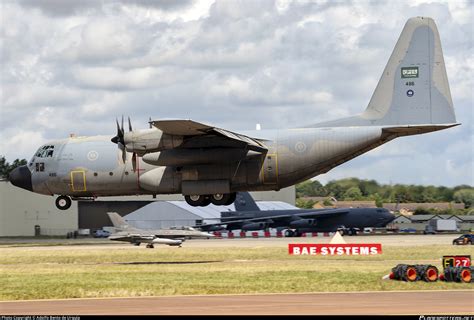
[197,193,395,236]
[106,212,213,248]
[10,17,458,210]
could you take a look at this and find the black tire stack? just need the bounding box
[391,264,418,282]
[391,264,439,282]
[415,264,439,282]
[441,266,472,283]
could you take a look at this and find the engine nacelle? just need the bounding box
[142,148,248,166]
[124,128,183,155]
[289,219,317,228]
[138,167,178,193]
[241,222,267,231]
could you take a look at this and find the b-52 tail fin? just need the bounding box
[234,192,260,212]
[313,17,457,129]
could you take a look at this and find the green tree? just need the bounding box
[391,185,410,203]
[371,193,384,208]
[0,156,27,180]
[413,207,433,215]
[295,178,472,205]
[295,198,316,209]
[358,179,380,197]
[453,189,474,208]
[325,181,346,199]
[343,186,363,200]
[323,199,333,206]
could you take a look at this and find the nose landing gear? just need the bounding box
[55,195,72,210]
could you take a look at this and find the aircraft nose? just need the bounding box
[385,211,396,223]
[9,165,33,191]
[203,232,215,238]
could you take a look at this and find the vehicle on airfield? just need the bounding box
[424,219,459,234]
[92,229,111,238]
[452,234,474,245]
[363,227,374,234]
[9,17,459,210]
[196,192,395,237]
[106,212,214,248]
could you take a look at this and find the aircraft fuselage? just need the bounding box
[25,126,386,198]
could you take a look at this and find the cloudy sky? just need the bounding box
[1,0,472,187]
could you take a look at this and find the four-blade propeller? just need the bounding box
[111,116,134,165]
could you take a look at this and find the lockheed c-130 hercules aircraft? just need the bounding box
[10,17,459,210]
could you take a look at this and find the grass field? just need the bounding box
[0,242,472,300]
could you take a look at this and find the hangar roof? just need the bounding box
[125,200,297,222]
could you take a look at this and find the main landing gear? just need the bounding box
[55,195,72,210]
[185,193,237,207]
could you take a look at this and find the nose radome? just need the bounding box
[9,165,33,191]
[386,212,396,223]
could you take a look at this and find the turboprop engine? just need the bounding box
[124,129,183,156]
[111,117,183,156]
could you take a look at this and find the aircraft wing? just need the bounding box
[109,232,155,242]
[150,119,268,152]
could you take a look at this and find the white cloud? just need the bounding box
[0,0,472,187]
[0,130,47,161]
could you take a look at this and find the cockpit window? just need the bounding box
[35,145,55,158]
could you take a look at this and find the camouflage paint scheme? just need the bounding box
[106,212,214,248]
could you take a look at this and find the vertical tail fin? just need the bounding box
[107,212,136,231]
[313,17,457,128]
[234,192,260,212]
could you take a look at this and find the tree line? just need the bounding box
[296,178,473,209]
[0,156,27,180]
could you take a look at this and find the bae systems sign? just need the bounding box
[289,244,382,255]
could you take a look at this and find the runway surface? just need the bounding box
[1,290,473,315]
[0,234,461,250]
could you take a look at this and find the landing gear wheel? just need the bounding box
[146,244,154,248]
[225,192,236,205]
[55,196,72,210]
[210,193,236,206]
[285,230,295,237]
[185,195,210,207]
[201,196,211,207]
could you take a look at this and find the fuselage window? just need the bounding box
[35,162,45,172]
